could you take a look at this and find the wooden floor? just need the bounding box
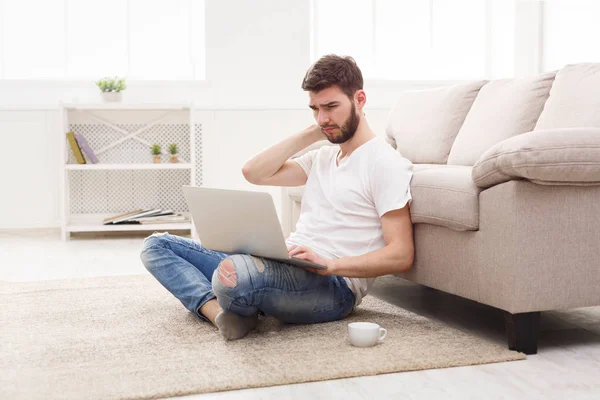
[1,229,599,399]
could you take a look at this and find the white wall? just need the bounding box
[0,0,544,229]
[199,109,314,219]
[204,0,311,108]
[0,111,61,228]
[0,0,426,229]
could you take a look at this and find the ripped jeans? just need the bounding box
[140,232,355,324]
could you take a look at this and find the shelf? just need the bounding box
[60,103,199,240]
[67,213,193,233]
[62,103,191,110]
[65,163,193,170]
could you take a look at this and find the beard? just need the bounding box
[321,102,360,144]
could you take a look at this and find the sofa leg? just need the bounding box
[504,311,540,354]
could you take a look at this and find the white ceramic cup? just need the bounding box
[348,322,387,347]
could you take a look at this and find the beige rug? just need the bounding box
[0,274,524,400]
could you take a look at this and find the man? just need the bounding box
[141,54,414,341]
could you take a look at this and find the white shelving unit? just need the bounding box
[58,102,201,241]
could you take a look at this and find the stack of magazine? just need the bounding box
[102,209,190,225]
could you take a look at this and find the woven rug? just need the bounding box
[0,274,524,399]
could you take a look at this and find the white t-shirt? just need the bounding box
[285,136,413,307]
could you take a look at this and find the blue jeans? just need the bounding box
[140,232,355,324]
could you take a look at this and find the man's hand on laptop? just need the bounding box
[287,245,335,275]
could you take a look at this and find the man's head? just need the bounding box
[302,55,365,144]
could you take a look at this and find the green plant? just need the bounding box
[168,143,178,155]
[95,76,127,93]
[151,144,161,156]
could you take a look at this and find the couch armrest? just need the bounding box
[281,186,305,238]
[472,128,600,188]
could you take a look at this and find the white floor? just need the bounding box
[2,229,599,400]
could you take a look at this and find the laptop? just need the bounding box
[182,186,328,271]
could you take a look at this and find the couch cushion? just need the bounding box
[447,72,556,166]
[413,164,467,172]
[535,63,600,130]
[385,81,486,164]
[410,165,481,231]
[472,128,600,188]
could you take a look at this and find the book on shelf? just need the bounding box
[74,133,99,164]
[102,209,145,224]
[103,208,162,225]
[103,209,189,225]
[130,214,189,225]
[66,131,86,164]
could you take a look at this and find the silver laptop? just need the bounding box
[182,186,327,271]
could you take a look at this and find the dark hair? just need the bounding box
[301,54,363,98]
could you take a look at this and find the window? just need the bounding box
[313,0,516,80]
[0,0,205,80]
[543,0,600,71]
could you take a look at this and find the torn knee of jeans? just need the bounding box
[144,231,168,242]
[217,258,237,287]
[251,256,265,273]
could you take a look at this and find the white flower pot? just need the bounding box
[101,92,123,102]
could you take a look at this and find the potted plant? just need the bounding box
[95,76,127,102]
[151,144,161,163]
[168,143,179,163]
